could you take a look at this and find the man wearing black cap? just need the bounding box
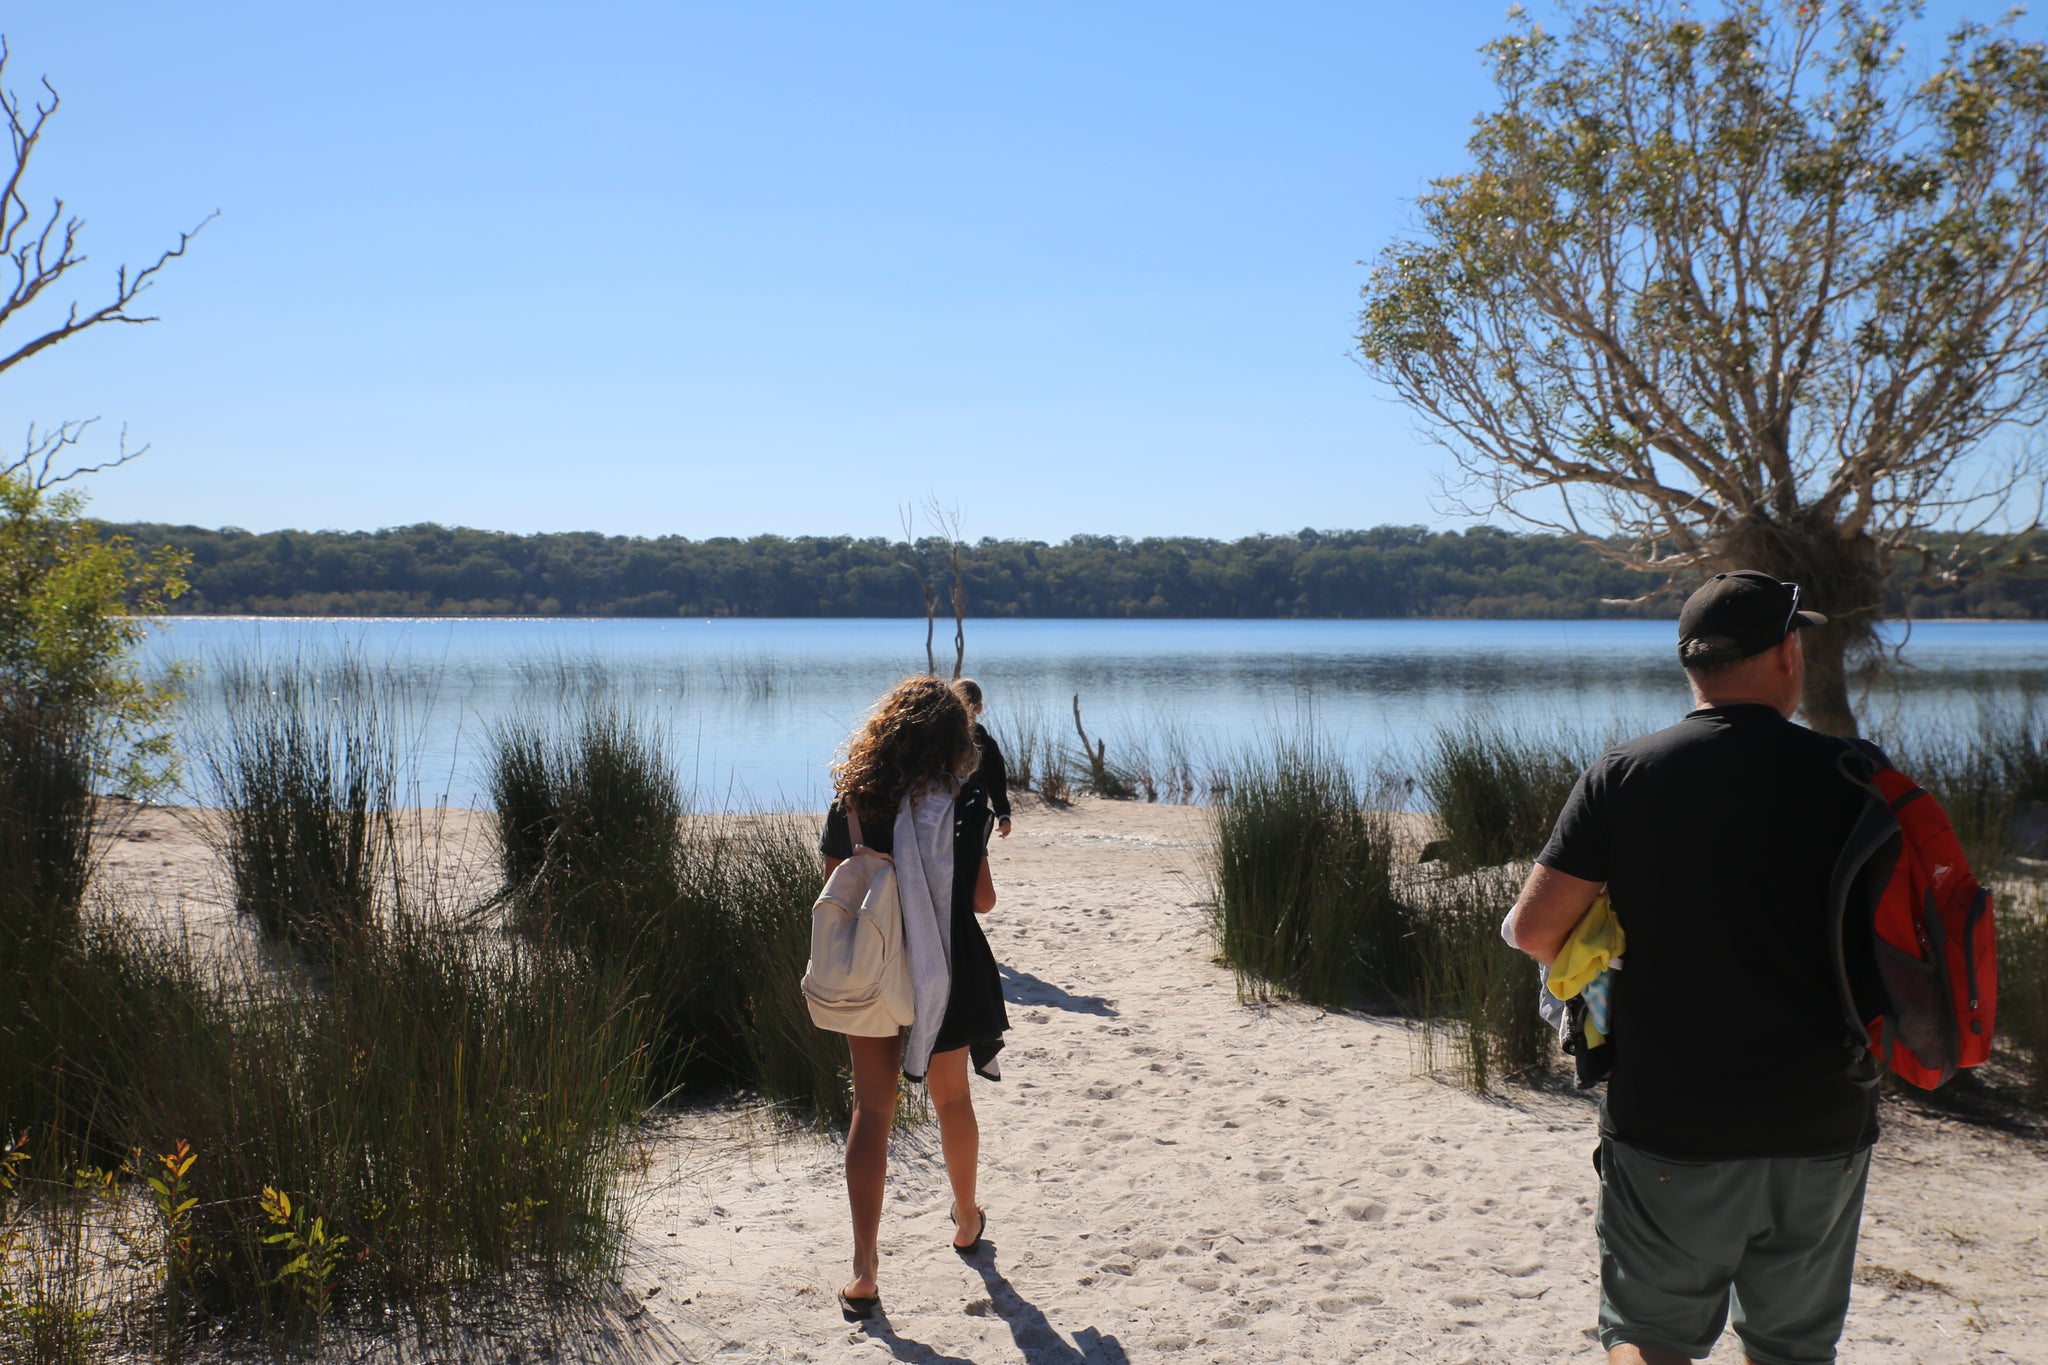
[1503,571,1884,1365]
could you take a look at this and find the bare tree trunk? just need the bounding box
[948,542,967,680]
[1799,622,1860,738]
[1717,512,1881,738]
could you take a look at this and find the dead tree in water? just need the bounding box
[897,507,938,674]
[934,502,967,679]
[1071,694,1131,798]
[898,501,969,677]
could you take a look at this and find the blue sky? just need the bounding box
[0,2,2017,542]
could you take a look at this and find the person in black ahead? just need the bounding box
[1503,571,1886,1365]
[818,676,1008,1323]
[955,677,1013,838]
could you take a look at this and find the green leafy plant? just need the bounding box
[259,1186,345,1321]
[0,473,187,798]
[145,1140,198,1313]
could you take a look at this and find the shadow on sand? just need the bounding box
[860,1239,1127,1365]
[1000,964,1119,1018]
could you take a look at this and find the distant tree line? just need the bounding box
[94,521,2048,621]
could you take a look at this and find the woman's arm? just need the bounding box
[973,856,996,914]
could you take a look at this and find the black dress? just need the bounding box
[967,724,1013,822]
[819,785,1008,1080]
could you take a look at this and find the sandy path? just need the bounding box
[614,798,2046,1364]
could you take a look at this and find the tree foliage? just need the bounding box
[1358,0,2048,733]
[91,518,2048,621]
[1,475,187,792]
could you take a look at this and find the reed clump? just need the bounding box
[0,895,649,1350]
[0,709,98,955]
[1998,890,2048,1102]
[1416,718,1585,871]
[1208,736,1416,1007]
[483,708,848,1120]
[1413,869,1554,1091]
[485,707,728,1095]
[722,813,858,1125]
[200,665,398,959]
[102,909,645,1321]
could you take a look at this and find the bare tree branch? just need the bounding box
[0,38,209,490]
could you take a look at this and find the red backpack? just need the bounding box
[1834,743,1998,1090]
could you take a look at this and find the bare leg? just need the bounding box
[1608,1345,1694,1364]
[926,1046,981,1247]
[843,1033,903,1299]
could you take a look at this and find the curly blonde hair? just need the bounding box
[833,676,979,825]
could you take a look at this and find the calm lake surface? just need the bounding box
[141,617,2048,809]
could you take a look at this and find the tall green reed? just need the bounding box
[55,900,646,1333]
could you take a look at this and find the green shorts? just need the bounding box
[1595,1136,1872,1365]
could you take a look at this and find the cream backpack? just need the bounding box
[801,801,915,1036]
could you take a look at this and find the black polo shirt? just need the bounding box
[1537,704,1881,1158]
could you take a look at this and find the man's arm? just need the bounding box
[1501,863,1604,967]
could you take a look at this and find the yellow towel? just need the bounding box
[1545,895,1624,1048]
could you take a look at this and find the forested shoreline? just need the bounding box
[97,521,2048,620]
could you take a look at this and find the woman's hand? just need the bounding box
[973,857,996,914]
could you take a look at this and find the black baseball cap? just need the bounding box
[1677,571,1827,664]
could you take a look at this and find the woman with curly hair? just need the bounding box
[819,675,1008,1322]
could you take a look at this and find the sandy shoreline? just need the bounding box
[94,797,2048,1363]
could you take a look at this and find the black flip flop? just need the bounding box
[950,1206,988,1256]
[837,1290,880,1322]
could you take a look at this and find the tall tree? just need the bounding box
[1358,0,2048,734]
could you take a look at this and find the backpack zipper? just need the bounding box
[1963,886,1988,1019]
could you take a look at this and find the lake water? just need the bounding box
[140,617,2048,809]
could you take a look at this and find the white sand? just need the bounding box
[610,799,2046,1364]
[97,798,2048,1363]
